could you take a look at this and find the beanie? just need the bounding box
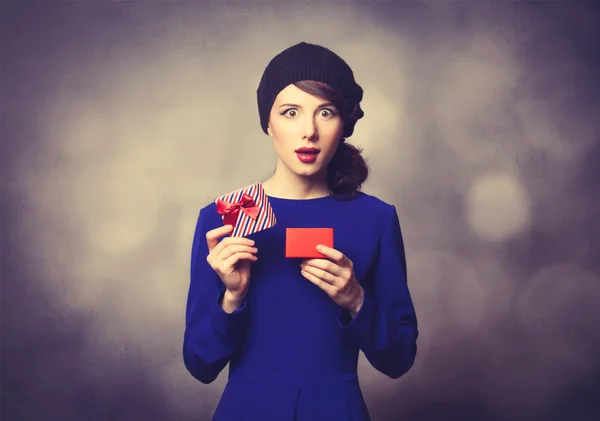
[256,42,364,138]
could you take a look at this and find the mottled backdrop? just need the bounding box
[2,1,599,420]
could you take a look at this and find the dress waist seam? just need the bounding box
[227,376,359,387]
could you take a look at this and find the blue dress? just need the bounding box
[183,192,419,421]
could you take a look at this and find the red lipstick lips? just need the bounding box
[295,147,320,153]
[295,147,320,163]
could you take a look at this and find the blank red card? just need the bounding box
[285,228,334,258]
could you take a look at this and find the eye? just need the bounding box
[320,108,337,118]
[281,108,298,118]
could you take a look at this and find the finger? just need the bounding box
[315,244,347,265]
[206,225,233,252]
[301,269,337,296]
[300,263,338,285]
[222,252,258,270]
[214,237,256,258]
[302,258,341,277]
[217,244,258,261]
[209,231,255,255]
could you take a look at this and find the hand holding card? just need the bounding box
[285,228,334,258]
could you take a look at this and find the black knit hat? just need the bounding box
[257,42,364,138]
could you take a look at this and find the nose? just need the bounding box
[302,117,318,140]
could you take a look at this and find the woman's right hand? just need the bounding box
[206,224,258,301]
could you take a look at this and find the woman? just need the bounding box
[183,42,418,421]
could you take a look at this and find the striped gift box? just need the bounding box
[214,182,277,237]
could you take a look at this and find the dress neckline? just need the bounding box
[265,194,332,202]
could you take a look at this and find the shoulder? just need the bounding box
[339,190,398,219]
[333,191,401,239]
[192,200,221,233]
[199,200,217,214]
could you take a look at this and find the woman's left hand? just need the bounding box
[300,244,365,317]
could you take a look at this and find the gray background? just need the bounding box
[2,1,599,420]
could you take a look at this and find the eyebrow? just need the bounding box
[278,102,336,109]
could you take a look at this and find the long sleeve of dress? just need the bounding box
[183,207,250,384]
[337,205,419,379]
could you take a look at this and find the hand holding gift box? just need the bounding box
[215,182,277,237]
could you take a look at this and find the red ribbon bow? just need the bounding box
[216,193,260,229]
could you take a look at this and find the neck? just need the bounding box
[262,161,330,200]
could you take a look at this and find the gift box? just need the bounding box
[215,182,277,237]
[285,228,334,258]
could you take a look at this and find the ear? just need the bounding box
[267,125,273,137]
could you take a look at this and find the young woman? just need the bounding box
[183,42,418,421]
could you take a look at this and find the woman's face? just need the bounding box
[267,83,344,180]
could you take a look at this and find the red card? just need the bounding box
[285,228,334,258]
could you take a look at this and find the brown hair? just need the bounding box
[293,80,369,200]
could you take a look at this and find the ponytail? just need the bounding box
[327,141,369,199]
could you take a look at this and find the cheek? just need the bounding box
[270,127,293,157]
[324,143,340,163]
[270,123,299,150]
[322,119,344,136]
[322,125,343,152]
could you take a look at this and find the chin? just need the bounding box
[282,157,326,177]
[298,161,320,169]
[294,170,316,178]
